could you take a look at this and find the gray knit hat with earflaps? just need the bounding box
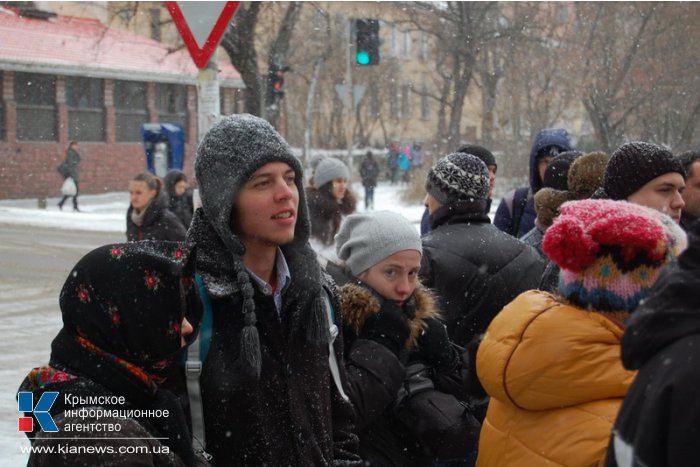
[190,114,328,379]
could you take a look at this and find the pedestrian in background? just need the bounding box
[360,151,379,210]
[306,157,357,266]
[678,150,700,233]
[18,241,200,467]
[494,128,573,238]
[57,140,81,212]
[164,169,195,230]
[126,172,187,242]
[477,199,687,467]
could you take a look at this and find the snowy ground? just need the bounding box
[0,181,497,465]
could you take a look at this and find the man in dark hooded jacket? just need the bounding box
[187,114,360,466]
[494,128,572,238]
[606,223,696,467]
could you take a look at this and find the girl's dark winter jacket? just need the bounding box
[607,233,700,467]
[338,279,478,466]
[421,200,545,349]
[126,192,187,242]
[306,186,356,247]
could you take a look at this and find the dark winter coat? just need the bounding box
[606,232,700,467]
[187,208,360,467]
[164,169,194,230]
[306,185,357,247]
[338,280,478,466]
[127,192,188,242]
[59,147,81,182]
[421,199,545,348]
[19,241,202,467]
[494,128,572,237]
[360,157,379,188]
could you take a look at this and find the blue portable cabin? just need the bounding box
[140,123,185,177]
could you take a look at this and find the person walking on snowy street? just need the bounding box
[57,140,81,212]
[360,151,380,210]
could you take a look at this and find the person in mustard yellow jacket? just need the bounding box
[476,199,687,467]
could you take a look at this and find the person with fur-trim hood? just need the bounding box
[494,128,573,238]
[18,241,202,467]
[306,157,357,266]
[606,221,700,466]
[186,114,360,466]
[476,199,687,467]
[602,141,686,223]
[332,211,480,466]
[163,169,195,230]
[127,171,187,242]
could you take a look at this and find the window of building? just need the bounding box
[0,72,4,140]
[150,8,161,41]
[421,81,430,120]
[369,85,380,118]
[66,76,104,142]
[156,83,187,138]
[113,80,147,142]
[401,85,411,119]
[420,31,429,61]
[402,30,412,58]
[389,85,399,117]
[14,72,56,141]
[390,24,398,57]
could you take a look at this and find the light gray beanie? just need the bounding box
[314,157,350,189]
[336,211,422,276]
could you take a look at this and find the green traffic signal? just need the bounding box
[356,50,370,65]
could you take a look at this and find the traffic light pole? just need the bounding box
[344,18,355,172]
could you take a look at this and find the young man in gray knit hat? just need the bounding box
[604,141,686,223]
[186,114,360,465]
[420,153,544,419]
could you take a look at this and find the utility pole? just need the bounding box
[344,18,355,172]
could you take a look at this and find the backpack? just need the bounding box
[186,273,347,459]
[504,186,531,237]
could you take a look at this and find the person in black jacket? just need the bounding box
[127,172,187,242]
[164,169,195,230]
[186,114,361,466]
[421,152,545,349]
[606,222,696,467]
[334,211,479,466]
[18,241,201,467]
[359,151,380,210]
[57,140,81,211]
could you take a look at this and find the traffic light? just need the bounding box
[267,66,289,105]
[355,19,380,66]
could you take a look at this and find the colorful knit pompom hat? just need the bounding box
[542,199,687,315]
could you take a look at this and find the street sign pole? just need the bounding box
[197,59,220,144]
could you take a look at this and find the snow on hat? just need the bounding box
[191,114,326,378]
[336,211,422,276]
[604,141,686,201]
[456,144,497,169]
[567,151,609,200]
[314,157,350,189]
[543,199,687,314]
[426,152,490,205]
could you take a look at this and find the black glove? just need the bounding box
[415,318,458,372]
[359,299,411,357]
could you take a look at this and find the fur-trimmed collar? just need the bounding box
[338,282,441,350]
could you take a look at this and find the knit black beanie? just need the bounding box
[604,142,686,200]
[543,151,582,191]
[426,152,490,204]
[456,144,497,169]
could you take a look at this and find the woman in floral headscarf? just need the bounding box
[18,241,202,467]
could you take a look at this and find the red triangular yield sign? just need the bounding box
[165,1,239,69]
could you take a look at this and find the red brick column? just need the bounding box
[56,76,68,145]
[147,82,158,122]
[104,79,115,144]
[3,71,16,143]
